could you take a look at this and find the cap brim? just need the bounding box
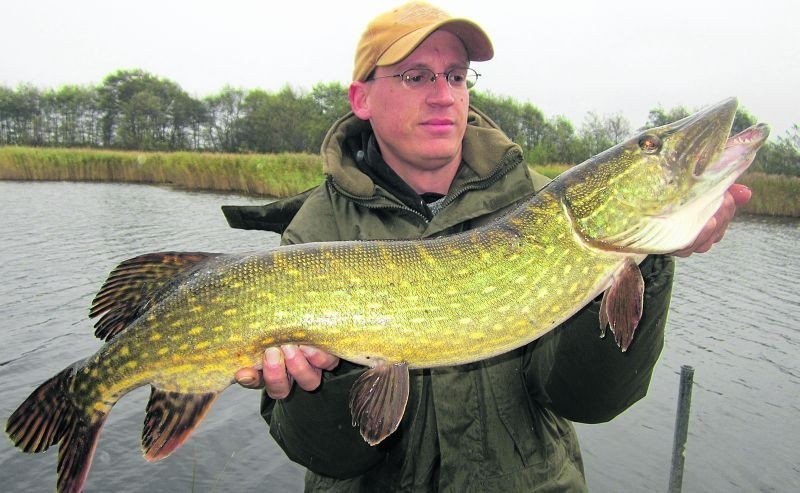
[377,19,494,67]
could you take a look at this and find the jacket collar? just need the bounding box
[320,106,524,199]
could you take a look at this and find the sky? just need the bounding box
[3,0,798,139]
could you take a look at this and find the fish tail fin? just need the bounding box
[6,365,109,493]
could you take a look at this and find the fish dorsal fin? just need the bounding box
[349,362,410,446]
[599,257,645,352]
[89,252,219,341]
[142,387,219,462]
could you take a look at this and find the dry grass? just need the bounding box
[0,146,323,198]
[738,172,800,217]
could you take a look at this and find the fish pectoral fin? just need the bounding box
[349,361,410,446]
[141,387,219,462]
[89,252,220,341]
[599,257,644,352]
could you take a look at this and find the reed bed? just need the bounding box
[1,147,796,217]
[738,172,800,217]
[0,147,324,197]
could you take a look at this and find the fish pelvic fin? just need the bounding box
[142,387,219,462]
[599,257,645,352]
[6,365,109,493]
[89,252,221,341]
[349,362,410,446]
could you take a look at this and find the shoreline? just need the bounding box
[1,146,797,217]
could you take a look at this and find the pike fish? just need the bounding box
[7,98,768,492]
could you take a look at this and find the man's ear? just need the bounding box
[349,81,371,120]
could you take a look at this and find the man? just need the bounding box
[231,2,749,490]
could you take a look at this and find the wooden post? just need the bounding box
[668,365,694,493]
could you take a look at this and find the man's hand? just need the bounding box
[235,345,340,399]
[670,184,751,257]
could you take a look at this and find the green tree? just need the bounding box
[578,112,631,158]
[752,124,800,176]
[98,69,200,150]
[203,86,246,152]
[239,86,319,153]
[644,105,690,129]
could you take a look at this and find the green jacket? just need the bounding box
[228,108,675,492]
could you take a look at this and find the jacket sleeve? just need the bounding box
[524,254,675,423]
[262,362,385,478]
[259,184,386,478]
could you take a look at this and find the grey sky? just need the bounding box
[3,0,798,139]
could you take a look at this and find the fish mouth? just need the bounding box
[708,123,771,177]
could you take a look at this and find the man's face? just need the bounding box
[352,30,470,178]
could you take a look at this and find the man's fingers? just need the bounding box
[239,345,339,398]
[299,345,340,371]
[728,183,752,207]
[234,367,264,389]
[282,345,323,392]
[263,347,293,399]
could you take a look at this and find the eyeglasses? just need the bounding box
[368,67,481,90]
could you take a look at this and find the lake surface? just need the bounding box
[0,181,797,492]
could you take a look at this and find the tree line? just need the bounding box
[0,68,796,175]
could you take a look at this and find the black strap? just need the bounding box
[221,187,316,234]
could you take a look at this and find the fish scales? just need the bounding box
[68,190,620,414]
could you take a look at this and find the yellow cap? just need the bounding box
[353,1,494,81]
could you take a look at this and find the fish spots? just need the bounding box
[188,326,204,335]
[223,308,238,316]
[514,275,528,285]
[483,286,497,294]
[149,333,163,342]
[190,305,203,313]
[212,325,224,332]
[468,332,485,340]
[459,318,473,325]
[119,346,130,357]
[125,361,137,369]
[195,341,211,350]
[158,348,170,356]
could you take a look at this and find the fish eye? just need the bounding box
[638,135,662,154]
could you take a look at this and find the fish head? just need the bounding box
[560,97,769,253]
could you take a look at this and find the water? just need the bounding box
[0,181,797,492]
